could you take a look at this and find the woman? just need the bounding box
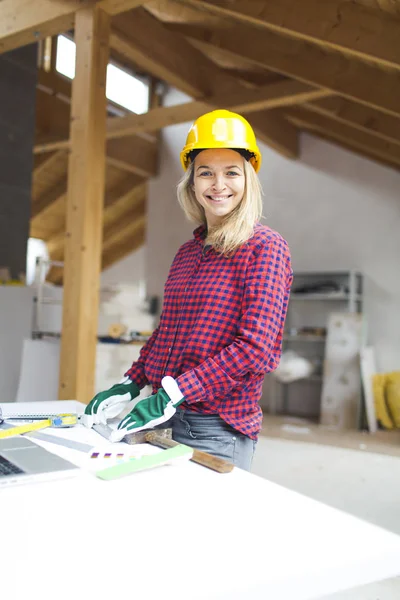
[83,110,293,471]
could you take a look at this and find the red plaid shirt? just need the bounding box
[125,223,292,439]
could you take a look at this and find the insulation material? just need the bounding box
[320,313,365,429]
[273,350,315,383]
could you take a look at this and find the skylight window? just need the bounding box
[55,35,149,114]
[55,35,76,80]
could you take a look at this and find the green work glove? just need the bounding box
[82,377,140,428]
[110,376,184,442]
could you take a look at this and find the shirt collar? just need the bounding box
[193,225,207,243]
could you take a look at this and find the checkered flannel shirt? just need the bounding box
[125,224,293,439]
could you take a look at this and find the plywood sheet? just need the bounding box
[360,346,378,433]
[320,313,365,429]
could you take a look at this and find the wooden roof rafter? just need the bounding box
[31,6,308,159]
[101,225,146,271]
[302,98,400,148]
[177,0,400,71]
[44,184,149,286]
[165,22,400,118]
[34,79,332,153]
[0,0,154,55]
[285,107,400,171]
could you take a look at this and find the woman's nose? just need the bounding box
[211,174,226,190]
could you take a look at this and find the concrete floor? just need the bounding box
[252,415,400,599]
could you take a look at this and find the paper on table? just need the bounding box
[0,400,82,420]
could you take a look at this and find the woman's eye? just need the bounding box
[227,171,239,176]
[199,171,212,177]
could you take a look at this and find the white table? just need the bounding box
[1,422,400,600]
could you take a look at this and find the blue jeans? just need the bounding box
[165,408,256,471]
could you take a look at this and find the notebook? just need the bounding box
[0,400,81,421]
[0,436,80,488]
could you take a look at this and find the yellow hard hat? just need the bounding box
[180,109,262,172]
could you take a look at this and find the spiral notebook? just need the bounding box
[0,401,81,421]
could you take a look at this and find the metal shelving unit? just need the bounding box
[270,270,363,419]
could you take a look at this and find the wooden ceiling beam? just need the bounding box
[102,199,146,252]
[0,0,153,56]
[33,152,56,173]
[32,9,302,159]
[37,69,72,102]
[35,90,158,174]
[33,150,65,180]
[104,174,143,208]
[35,88,70,141]
[48,218,146,284]
[106,136,158,177]
[248,111,299,159]
[285,108,400,169]
[102,225,145,271]
[180,0,400,71]
[37,67,126,117]
[303,98,400,147]
[103,182,147,227]
[31,179,66,219]
[35,78,315,157]
[45,178,146,276]
[145,0,227,26]
[0,0,83,54]
[99,1,151,15]
[46,180,146,256]
[111,8,300,158]
[104,79,331,140]
[169,23,400,118]
[43,182,145,281]
[110,8,235,98]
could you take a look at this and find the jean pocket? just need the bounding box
[187,422,236,445]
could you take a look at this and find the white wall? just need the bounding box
[143,88,400,372]
[146,91,194,299]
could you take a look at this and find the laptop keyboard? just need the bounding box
[0,455,24,476]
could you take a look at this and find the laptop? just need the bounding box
[0,437,80,488]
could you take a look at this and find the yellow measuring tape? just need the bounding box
[0,414,78,439]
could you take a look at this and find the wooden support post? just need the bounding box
[58,6,110,403]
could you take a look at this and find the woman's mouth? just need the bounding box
[206,194,233,203]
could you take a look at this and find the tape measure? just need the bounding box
[0,414,78,439]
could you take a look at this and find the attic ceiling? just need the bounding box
[29,0,400,282]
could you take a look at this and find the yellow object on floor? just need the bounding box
[386,372,400,428]
[373,372,400,430]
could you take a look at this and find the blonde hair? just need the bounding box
[177,156,263,255]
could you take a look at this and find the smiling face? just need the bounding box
[192,149,246,228]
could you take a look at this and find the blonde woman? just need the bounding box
[84,110,293,471]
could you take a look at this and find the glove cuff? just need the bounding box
[129,381,141,398]
[118,377,140,399]
[161,376,184,407]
